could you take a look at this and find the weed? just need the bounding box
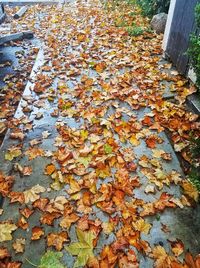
[188,3,200,92]
[127,25,144,36]
[189,166,200,192]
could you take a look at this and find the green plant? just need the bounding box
[188,135,200,192]
[135,0,170,17]
[188,3,200,90]
[190,136,200,158]
[127,25,144,36]
[189,166,200,192]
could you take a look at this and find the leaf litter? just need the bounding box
[0,0,199,267]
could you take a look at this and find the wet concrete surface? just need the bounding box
[0,2,200,268]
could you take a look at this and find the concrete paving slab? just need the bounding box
[0,1,199,267]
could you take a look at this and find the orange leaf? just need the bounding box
[31,227,44,240]
[47,231,68,251]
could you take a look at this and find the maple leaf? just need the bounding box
[31,227,44,240]
[19,207,34,219]
[130,135,140,147]
[104,144,113,154]
[47,232,68,251]
[24,184,46,203]
[67,178,81,194]
[151,245,173,268]
[60,213,79,229]
[0,247,10,259]
[181,181,199,202]
[169,239,184,257]
[144,185,155,194]
[5,147,22,161]
[12,238,26,253]
[132,218,152,234]
[38,251,65,268]
[33,198,49,211]
[185,251,200,268]
[66,228,95,268]
[102,222,115,234]
[17,216,28,230]
[0,222,17,242]
[0,172,14,197]
[45,164,56,175]
[40,212,62,226]
[77,156,91,168]
[25,147,44,160]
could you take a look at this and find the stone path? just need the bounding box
[0,0,200,267]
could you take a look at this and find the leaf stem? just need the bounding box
[25,258,38,267]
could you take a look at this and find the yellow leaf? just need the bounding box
[133,218,152,234]
[130,135,140,146]
[0,222,17,242]
[182,181,199,202]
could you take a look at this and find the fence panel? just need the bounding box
[166,0,199,74]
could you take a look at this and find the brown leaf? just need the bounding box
[47,231,68,251]
[45,164,56,175]
[12,238,26,253]
[40,212,62,225]
[33,198,49,211]
[17,217,28,230]
[19,207,34,219]
[60,213,79,229]
[169,239,184,257]
[0,172,14,197]
[25,147,44,160]
[31,227,44,240]
[8,192,25,204]
[0,247,10,259]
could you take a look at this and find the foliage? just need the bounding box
[127,25,144,36]
[38,251,65,268]
[188,3,200,90]
[66,229,95,268]
[189,166,200,192]
[190,136,200,159]
[187,3,200,192]
[188,137,200,192]
[135,0,170,17]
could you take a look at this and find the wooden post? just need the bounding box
[13,6,28,19]
[162,0,176,51]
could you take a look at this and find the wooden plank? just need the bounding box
[166,0,199,74]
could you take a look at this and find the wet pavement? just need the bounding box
[0,1,200,267]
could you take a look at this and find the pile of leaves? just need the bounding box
[0,0,199,267]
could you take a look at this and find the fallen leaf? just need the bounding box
[5,148,22,161]
[182,181,199,202]
[133,218,152,234]
[0,222,17,242]
[31,227,45,240]
[169,239,184,257]
[0,247,10,259]
[38,251,65,268]
[66,228,95,268]
[24,184,46,204]
[47,232,68,251]
[60,214,79,229]
[13,238,26,253]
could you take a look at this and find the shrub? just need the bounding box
[136,0,170,17]
[188,3,200,89]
